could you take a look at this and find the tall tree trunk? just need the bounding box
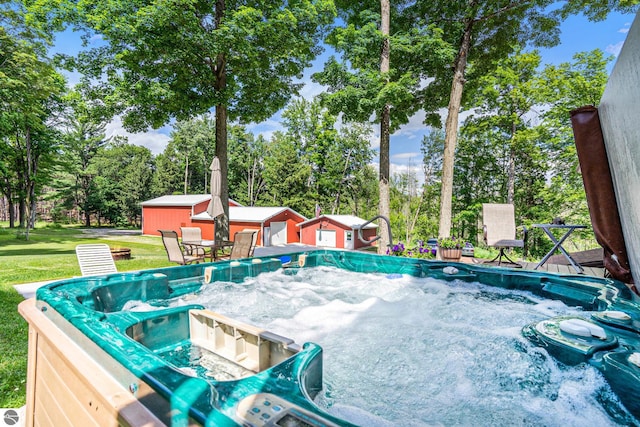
[2,189,16,227]
[215,103,229,242]
[25,126,37,239]
[80,175,91,226]
[438,16,474,239]
[9,198,15,228]
[378,0,391,254]
[19,197,26,227]
[214,0,229,242]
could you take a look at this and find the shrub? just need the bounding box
[437,237,464,249]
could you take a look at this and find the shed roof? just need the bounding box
[141,194,211,207]
[141,195,242,207]
[191,206,307,223]
[297,214,377,229]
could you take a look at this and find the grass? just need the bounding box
[0,223,174,408]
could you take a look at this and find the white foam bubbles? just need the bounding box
[172,266,634,426]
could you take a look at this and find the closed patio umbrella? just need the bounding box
[207,156,224,220]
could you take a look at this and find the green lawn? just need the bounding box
[0,224,174,408]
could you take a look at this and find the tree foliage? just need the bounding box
[90,138,154,226]
[261,99,375,218]
[29,0,336,240]
[313,0,453,251]
[0,9,66,236]
[453,49,612,255]
[58,89,111,226]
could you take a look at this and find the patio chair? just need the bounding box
[242,228,259,256]
[180,226,207,256]
[159,229,205,265]
[216,231,257,261]
[75,243,118,276]
[482,203,527,267]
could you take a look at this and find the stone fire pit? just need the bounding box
[110,247,131,261]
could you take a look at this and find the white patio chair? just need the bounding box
[75,243,118,276]
[482,203,527,267]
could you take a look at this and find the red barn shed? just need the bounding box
[298,215,378,250]
[192,206,307,246]
[141,195,241,240]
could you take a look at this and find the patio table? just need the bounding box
[532,224,588,274]
[183,239,233,261]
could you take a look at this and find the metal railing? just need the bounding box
[356,215,393,248]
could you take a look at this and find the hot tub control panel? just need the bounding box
[235,393,340,427]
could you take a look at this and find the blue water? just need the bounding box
[160,266,637,426]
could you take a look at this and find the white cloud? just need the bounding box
[606,41,625,57]
[246,117,284,142]
[392,152,421,160]
[393,111,428,140]
[619,23,632,34]
[299,80,327,100]
[390,161,425,187]
[105,117,171,155]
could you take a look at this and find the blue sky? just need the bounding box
[52,9,637,181]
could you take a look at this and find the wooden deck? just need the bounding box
[459,256,607,278]
[519,261,606,278]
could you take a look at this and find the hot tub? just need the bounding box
[19,250,640,425]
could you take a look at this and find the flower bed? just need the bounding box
[387,241,436,259]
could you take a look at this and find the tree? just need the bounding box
[151,152,183,197]
[154,117,261,200]
[277,98,374,215]
[168,116,217,195]
[91,138,154,226]
[0,21,66,236]
[407,1,638,239]
[345,163,378,220]
[537,49,612,228]
[454,49,612,254]
[259,98,375,218]
[390,165,421,244]
[59,89,111,226]
[228,131,267,207]
[329,122,374,215]
[556,0,639,21]
[35,0,336,240]
[465,48,545,205]
[262,131,313,213]
[404,0,563,240]
[313,0,453,252]
[416,129,445,240]
[378,0,391,254]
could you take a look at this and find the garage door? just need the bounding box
[270,222,287,245]
[316,229,336,248]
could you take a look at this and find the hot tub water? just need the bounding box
[156,266,637,426]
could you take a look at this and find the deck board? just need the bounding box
[515,261,605,277]
[466,258,607,278]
